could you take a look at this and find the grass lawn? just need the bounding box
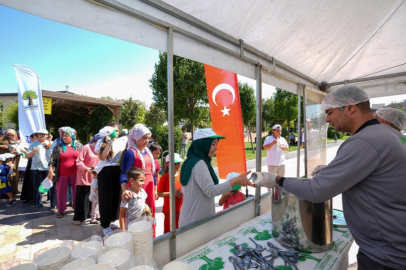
[185,142,298,167]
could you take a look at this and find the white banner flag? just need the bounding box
[13,65,46,143]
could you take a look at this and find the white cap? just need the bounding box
[99,126,115,137]
[193,128,225,141]
[121,128,128,135]
[226,172,240,181]
[37,128,49,134]
[0,155,6,162]
[4,153,15,159]
[165,153,184,163]
[272,124,282,130]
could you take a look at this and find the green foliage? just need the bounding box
[327,125,344,139]
[144,103,167,129]
[45,106,113,143]
[4,101,18,130]
[119,97,147,129]
[238,82,256,126]
[0,101,5,128]
[150,125,182,152]
[149,52,210,131]
[262,98,276,130]
[271,88,298,132]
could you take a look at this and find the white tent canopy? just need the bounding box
[2,0,406,97]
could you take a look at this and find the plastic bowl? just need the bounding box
[98,249,131,267]
[71,241,103,259]
[87,263,116,270]
[164,261,194,270]
[34,246,71,267]
[129,266,155,270]
[105,232,132,248]
[8,263,36,270]
[60,258,95,270]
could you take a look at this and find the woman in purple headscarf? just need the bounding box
[120,124,157,236]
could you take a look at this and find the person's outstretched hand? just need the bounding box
[251,172,278,188]
[230,171,256,188]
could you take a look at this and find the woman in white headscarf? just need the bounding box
[120,124,157,236]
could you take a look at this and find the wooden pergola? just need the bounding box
[42,90,124,123]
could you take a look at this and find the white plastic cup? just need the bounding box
[163,261,194,270]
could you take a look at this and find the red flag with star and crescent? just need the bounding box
[204,64,247,178]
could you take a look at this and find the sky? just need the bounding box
[1,5,405,108]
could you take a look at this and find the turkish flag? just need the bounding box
[204,64,247,178]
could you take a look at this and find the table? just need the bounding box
[164,211,354,270]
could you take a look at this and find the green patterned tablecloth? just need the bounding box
[162,211,354,270]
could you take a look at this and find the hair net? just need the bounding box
[321,85,370,111]
[376,108,406,130]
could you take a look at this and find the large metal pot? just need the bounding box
[271,187,333,253]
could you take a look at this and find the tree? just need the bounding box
[262,98,276,131]
[149,52,210,134]
[239,82,256,152]
[0,101,6,128]
[4,101,18,130]
[239,82,256,127]
[271,88,298,135]
[145,103,167,129]
[22,90,38,106]
[119,97,147,129]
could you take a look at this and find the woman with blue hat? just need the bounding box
[178,128,255,227]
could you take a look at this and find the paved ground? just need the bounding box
[1,140,359,269]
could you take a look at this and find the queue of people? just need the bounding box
[2,85,405,270]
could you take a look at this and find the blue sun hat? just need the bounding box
[227,172,241,191]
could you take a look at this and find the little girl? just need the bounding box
[219,172,247,210]
[88,171,100,224]
[0,154,16,206]
[149,143,162,200]
[119,167,150,230]
[157,153,184,233]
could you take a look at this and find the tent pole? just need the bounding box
[255,64,262,216]
[167,26,176,261]
[303,87,308,177]
[296,84,301,178]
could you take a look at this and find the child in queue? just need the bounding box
[0,154,16,206]
[89,171,100,224]
[119,167,150,231]
[219,172,247,210]
[157,153,184,233]
[149,143,162,200]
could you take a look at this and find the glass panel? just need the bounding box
[305,91,328,176]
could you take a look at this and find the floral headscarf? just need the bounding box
[61,127,77,153]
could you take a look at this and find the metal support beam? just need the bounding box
[327,71,406,87]
[302,88,308,177]
[255,65,262,216]
[167,27,176,261]
[296,84,302,178]
[239,39,244,57]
